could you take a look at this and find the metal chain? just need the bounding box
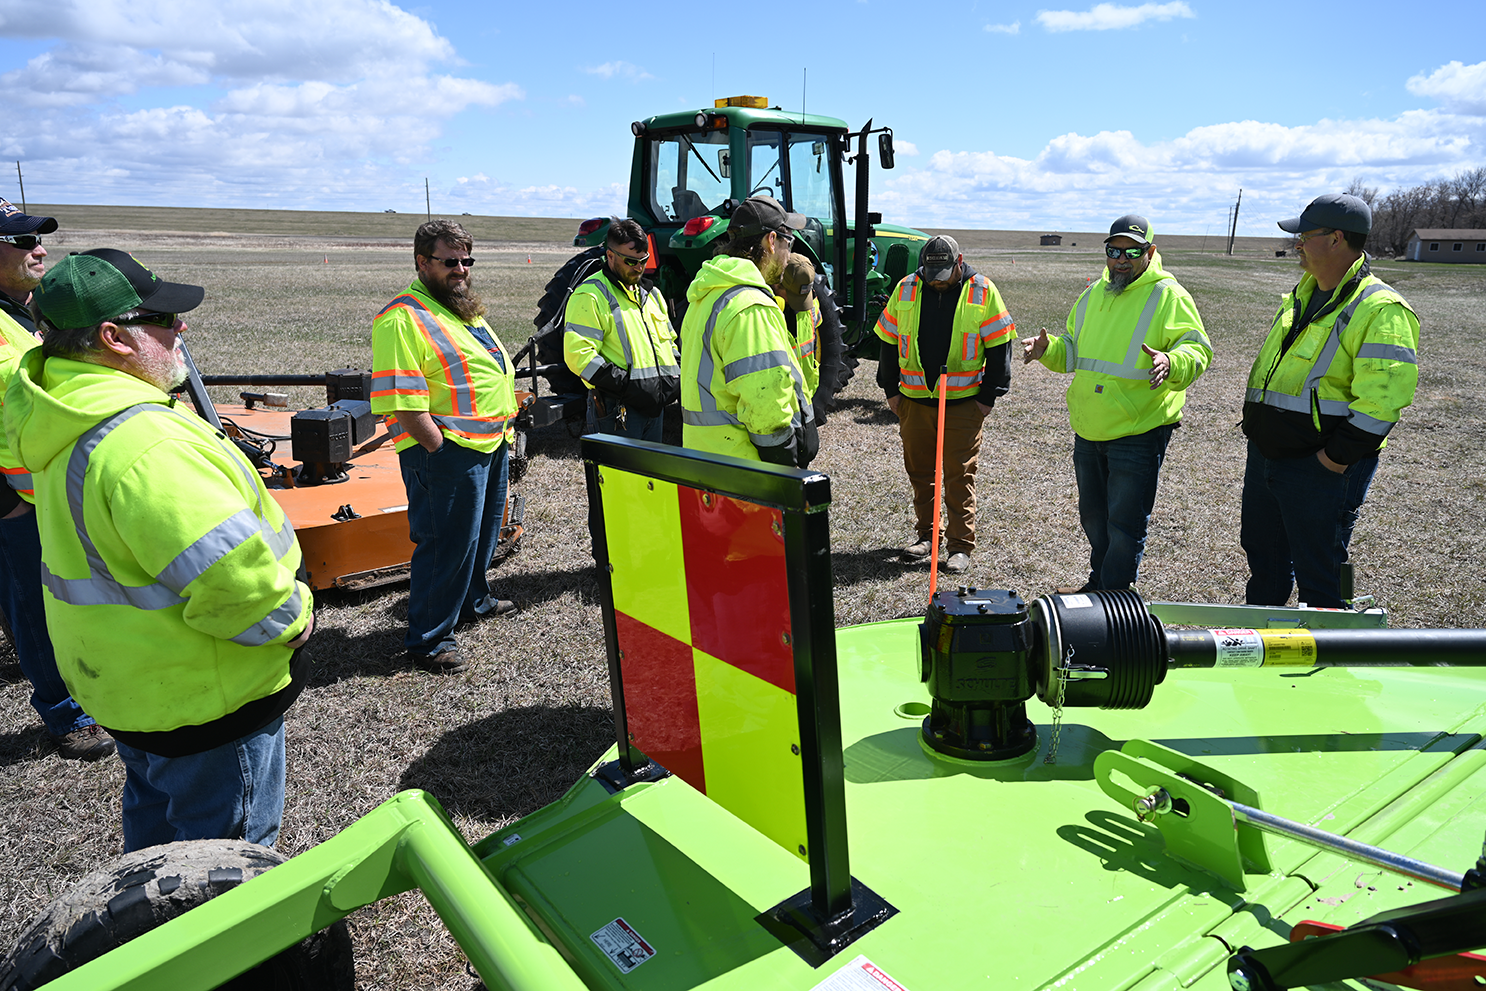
[1044,643,1074,765]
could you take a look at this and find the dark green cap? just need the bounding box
[37,249,204,330]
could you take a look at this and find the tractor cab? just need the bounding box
[625,96,927,345]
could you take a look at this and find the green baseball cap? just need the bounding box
[37,249,204,330]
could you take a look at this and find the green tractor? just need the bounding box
[527,95,930,427]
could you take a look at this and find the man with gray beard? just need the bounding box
[1021,215,1212,591]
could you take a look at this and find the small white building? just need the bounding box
[1404,229,1486,263]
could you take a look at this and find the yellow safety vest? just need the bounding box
[874,274,1014,399]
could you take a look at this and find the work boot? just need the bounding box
[51,724,116,761]
[902,538,934,559]
[412,648,468,674]
[944,552,971,574]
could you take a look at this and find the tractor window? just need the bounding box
[746,130,837,226]
[647,132,731,223]
[786,132,835,224]
[746,131,786,201]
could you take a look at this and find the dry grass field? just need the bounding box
[1,209,1482,989]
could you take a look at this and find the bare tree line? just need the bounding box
[1344,167,1486,256]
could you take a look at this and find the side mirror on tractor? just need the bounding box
[879,131,895,170]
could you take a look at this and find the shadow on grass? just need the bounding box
[398,703,614,823]
[830,545,931,588]
[0,725,50,766]
[832,395,897,426]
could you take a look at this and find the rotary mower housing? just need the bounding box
[9,436,1486,991]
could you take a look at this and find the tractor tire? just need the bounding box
[813,279,854,425]
[0,840,354,991]
[531,246,604,396]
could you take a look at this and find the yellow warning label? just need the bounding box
[1259,630,1318,666]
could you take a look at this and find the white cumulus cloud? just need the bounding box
[1406,60,1486,116]
[985,21,1021,34]
[1036,2,1194,32]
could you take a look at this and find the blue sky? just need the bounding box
[2,0,1484,235]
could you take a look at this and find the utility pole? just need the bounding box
[425,178,431,222]
[1227,189,1242,256]
[15,162,25,213]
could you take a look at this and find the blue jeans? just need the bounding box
[1241,441,1378,608]
[1072,424,1175,591]
[399,439,508,657]
[116,718,286,852]
[0,506,93,736]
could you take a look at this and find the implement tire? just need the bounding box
[0,840,354,991]
[813,280,855,425]
[532,247,604,397]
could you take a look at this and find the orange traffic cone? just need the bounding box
[526,255,531,264]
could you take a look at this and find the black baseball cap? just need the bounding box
[729,195,806,238]
[919,235,962,281]
[1106,214,1152,245]
[1277,193,1372,235]
[37,249,205,330]
[0,198,58,237]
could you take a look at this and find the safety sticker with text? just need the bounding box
[591,918,654,974]
[809,954,912,991]
[1257,629,1318,665]
[1210,629,1263,667]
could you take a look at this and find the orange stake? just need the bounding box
[928,365,949,602]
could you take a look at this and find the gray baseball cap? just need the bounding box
[1106,214,1152,245]
[920,235,961,281]
[729,195,805,238]
[1277,193,1372,235]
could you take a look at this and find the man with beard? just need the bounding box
[1240,194,1418,608]
[371,220,518,673]
[563,217,678,442]
[680,196,815,468]
[877,236,1015,575]
[0,202,115,760]
[7,249,313,850]
[1022,215,1211,592]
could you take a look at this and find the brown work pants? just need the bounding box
[897,398,984,554]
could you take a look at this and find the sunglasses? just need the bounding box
[125,312,181,330]
[609,249,649,268]
[433,256,476,269]
[0,234,41,250]
[1105,245,1146,260]
[1294,229,1335,245]
[774,229,795,246]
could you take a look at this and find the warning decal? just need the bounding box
[1210,629,1263,668]
[591,917,655,974]
[1257,629,1318,666]
[809,954,913,991]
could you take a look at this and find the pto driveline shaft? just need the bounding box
[1165,628,1486,669]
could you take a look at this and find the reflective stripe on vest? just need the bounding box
[1068,279,1174,380]
[44,405,302,644]
[3,467,32,494]
[968,275,988,306]
[376,295,476,416]
[682,285,811,446]
[1245,283,1398,436]
[371,371,429,397]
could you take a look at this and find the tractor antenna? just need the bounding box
[801,68,807,124]
[711,53,715,105]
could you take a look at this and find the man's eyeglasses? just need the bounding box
[124,312,181,330]
[774,229,795,247]
[1105,245,1146,260]
[1294,229,1335,245]
[434,256,476,269]
[0,234,41,251]
[609,249,650,268]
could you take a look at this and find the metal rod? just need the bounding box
[1165,627,1486,667]
[1230,800,1464,891]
